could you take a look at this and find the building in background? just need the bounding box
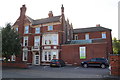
[12,5,112,66]
[61,24,112,65]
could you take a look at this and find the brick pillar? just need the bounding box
[109,54,120,76]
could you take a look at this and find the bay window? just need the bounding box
[42,34,58,45]
[42,50,58,62]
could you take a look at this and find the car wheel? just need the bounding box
[101,64,106,69]
[83,64,88,68]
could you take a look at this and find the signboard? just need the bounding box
[79,47,86,59]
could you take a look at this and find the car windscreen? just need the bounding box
[51,59,59,62]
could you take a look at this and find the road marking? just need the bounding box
[43,66,49,68]
[74,67,79,69]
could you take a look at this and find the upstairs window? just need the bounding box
[102,32,106,39]
[15,27,18,32]
[35,27,40,34]
[34,36,40,46]
[42,34,58,45]
[85,33,89,40]
[74,35,78,40]
[24,26,29,34]
[48,26,53,31]
[23,36,28,46]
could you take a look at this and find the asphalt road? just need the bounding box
[2,65,112,78]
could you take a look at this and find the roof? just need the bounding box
[27,15,61,25]
[73,26,111,34]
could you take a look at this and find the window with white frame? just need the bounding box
[102,32,106,39]
[42,50,58,62]
[42,34,58,45]
[74,34,78,40]
[79,47,86,59]
[24,26,29,34]
[11,55,16,61]
[34,36,40,46]
[48,25,53,31]
[35,27,40,34]
[23,51,28,61]
[15,27,18,32]
[85,33,89,40]
[23,36,28,46]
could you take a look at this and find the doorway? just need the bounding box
[33,52,40,65]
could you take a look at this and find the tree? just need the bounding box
[2,23,21,61]
[113,37,120,54]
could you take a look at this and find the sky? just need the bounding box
[0,0,119,38]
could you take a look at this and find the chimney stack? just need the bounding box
[96,24,101,27]
[48,11,53,17]
[61,4,64,15]
[20,5,26,16]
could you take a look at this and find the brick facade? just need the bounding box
[11,5,112,66]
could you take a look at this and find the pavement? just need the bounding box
[1,65,120,79]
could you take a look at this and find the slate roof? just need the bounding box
[73,26,111,33]
[27,15,61,25]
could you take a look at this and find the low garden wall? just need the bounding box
[109,54,120,76]
[2,62,29,68]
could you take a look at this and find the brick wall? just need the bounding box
[109,54,120,76]
[61,43,108,66]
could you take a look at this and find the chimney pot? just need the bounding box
[96,24,101,27]
[48,11,53,17]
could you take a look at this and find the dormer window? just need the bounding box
[35,27,40,34]
[24,26,29,34]
[48,26,53,31]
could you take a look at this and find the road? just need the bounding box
[2,65,111,78]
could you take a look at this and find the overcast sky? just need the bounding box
[0,0,119,38]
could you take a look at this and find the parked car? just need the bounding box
[50,59,65,67]
[81,58,109,68]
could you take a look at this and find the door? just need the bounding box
[34,55,40,65]
[88,58,97,66]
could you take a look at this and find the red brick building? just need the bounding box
[12,5,112,66]
[61,24,112,65]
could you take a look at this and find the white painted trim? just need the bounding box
[42,50,59,62]
[32,52,40,65]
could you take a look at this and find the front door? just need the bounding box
[34,55,40,65]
